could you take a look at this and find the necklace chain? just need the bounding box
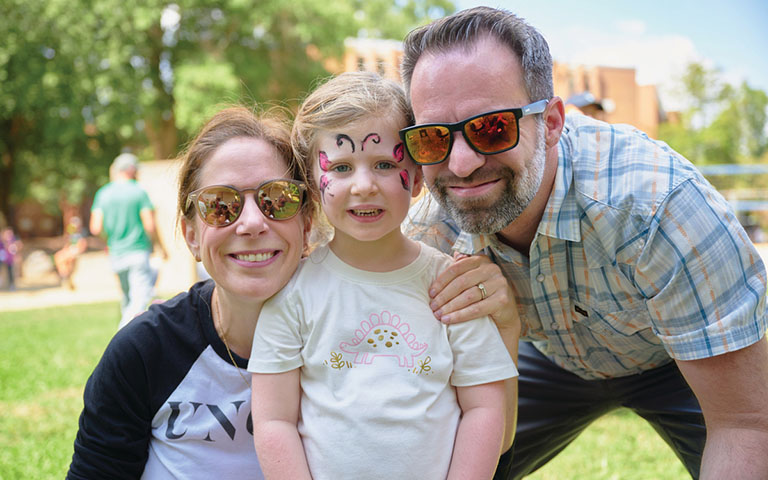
[213,291,251,388]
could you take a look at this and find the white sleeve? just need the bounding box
[447,317,519,387]
[247,288,305,373]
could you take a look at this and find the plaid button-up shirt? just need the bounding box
[406,114,767,380]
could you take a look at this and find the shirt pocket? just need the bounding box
[573,302,662,355]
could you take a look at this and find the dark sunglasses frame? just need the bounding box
[186,179,307,227]
[399,99,549,165]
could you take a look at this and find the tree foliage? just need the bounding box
[0,0,453,225]
[659,62,768,166]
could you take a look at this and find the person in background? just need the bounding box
[564,91,613,121]
[54,216,88,290]
[90,152,168,328]
[0,226,22,290]
[68,106,311,479]
[401,6,768,479]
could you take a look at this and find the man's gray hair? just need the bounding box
[401,6,553,105]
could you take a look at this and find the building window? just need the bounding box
[377,60,386,76]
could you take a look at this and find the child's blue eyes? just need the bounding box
[328,162,396,173]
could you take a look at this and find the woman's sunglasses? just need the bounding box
[186,179,307,227]
[398,99,548,165]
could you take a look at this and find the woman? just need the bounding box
[67,106,312,479]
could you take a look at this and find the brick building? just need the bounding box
[340,38,661,138]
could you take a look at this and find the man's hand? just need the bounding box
[429,253,520,329]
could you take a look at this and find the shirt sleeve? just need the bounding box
[637,177,768,360]
[447,317,519,387]
[90,187,103,213]
[139,188,154,212]
[247,289,305,373]
[67,329,154,479]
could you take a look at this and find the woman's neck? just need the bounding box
[329,230,421,272]
[212,287,263,359]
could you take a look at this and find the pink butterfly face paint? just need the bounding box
[319,150,331,172]
[393,142,404,163]
[318,151,334,203]
[399,170,410,191]
[319,174,330,203]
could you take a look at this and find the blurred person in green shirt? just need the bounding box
[91,153,168,329]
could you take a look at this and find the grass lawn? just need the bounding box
[0,302,118,479]
[0,302,689,479]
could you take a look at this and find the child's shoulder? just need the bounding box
[414,240,454,275]
[415,239,451,260]
[270,252,323,301]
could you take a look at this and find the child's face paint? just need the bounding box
[393,142,404,163]
[399,170,410,191]
[319,151,331,172]
[319,174,331,203]
[313,117,421,246]
[335,134,355,152]
[362,133,381,150]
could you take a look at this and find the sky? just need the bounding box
[456,0,768,111]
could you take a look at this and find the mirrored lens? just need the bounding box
[196,187,242,226]
[258,180,303,220]
[404,126,452,165]
[464,111,519,153]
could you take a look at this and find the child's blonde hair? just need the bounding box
[292,71,412,190]
[291,71,413,245]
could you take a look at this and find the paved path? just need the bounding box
[2,244,768,313]
[0,249,188,313]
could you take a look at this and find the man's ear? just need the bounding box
[544,96,565,148]
[181,217,201,261]
[411,166,424,199]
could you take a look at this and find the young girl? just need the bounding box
[248,72,518,480]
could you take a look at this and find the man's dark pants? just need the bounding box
[494,342,706,479]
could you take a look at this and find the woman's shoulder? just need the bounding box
[89,281,215,411]
[107,281,213,363]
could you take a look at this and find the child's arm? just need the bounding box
[496,323,520,452]
[251,369,312,480]
[446,381,507,480]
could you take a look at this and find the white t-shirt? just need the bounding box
[248,243,518,480]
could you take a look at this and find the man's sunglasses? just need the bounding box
[399,99,548,165]
[186,179,307,227]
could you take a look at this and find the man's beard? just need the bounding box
[430,120,547,234]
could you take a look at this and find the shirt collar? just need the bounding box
[536,124,581,243]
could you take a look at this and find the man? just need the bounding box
[90,153,167,329]
[401,7,768,479]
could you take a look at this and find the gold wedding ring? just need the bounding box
[477,283,487,300]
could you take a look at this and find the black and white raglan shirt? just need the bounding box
[67,280,265,480]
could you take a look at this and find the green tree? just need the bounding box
[0,0,453,228]
[659,62,768,166]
